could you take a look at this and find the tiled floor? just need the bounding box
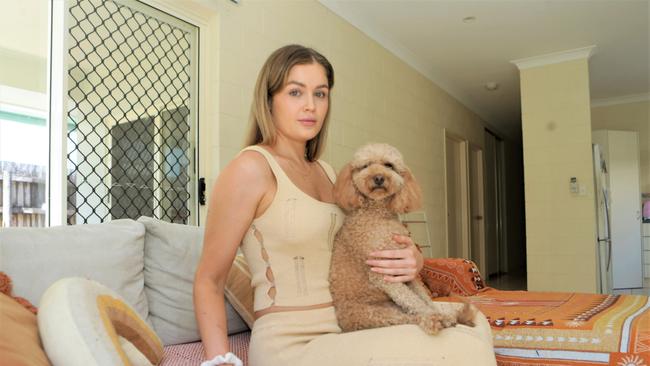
[485,272,527,291]
[485,273,650,295]
[612,277,650,296]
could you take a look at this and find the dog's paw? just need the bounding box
[440,314,458,328]
[418,316,443,335]
[418,314,455,335]
[456,303,477,327]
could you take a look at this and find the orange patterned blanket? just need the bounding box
[422,259,650,366]
[471,289,649,366]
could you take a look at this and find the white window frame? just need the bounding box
[47,0,219,226]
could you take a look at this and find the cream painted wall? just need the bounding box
[0,0,48,58]
[520,58,598,293]
[0,0,48,93]
[0,0,523,262]
[591,100,650,194]
[213,0,492,258]
[0,48,46,92]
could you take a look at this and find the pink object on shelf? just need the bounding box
[643,200,650,219]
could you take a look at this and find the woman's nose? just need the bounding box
[304,95,315,111]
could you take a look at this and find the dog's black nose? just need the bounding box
[373,175,384,186]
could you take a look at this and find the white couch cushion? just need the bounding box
[138,216,248,346]
[38,277,163,366]
[0,219,149,321]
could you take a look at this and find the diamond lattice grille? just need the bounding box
[66,0,195,224]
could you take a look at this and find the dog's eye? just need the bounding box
[361,164,369,169]
[384,163,395,170]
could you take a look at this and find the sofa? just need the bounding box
[1,218,648,366]
[0,217,252,365]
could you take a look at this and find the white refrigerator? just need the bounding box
[592,130,643,292]
[592,144,613,294]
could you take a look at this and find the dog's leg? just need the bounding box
[368,272,458,334]
[409,278,435,303]
[408,280,477,328]
[336,302,417,330]
[336,302,448,335]
[452,298,478,327]
[370,273,431,315]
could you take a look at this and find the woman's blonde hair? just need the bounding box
[244,45,334,162]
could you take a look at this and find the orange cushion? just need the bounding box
[0,293,51,366]
[0,271,37,314]
[420,258,486,297]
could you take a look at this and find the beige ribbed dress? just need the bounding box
[239,145,496,366]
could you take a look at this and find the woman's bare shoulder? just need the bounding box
[230,150,270,175]
[217,150,273,192]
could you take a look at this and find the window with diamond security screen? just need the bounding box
[66,0,198,225]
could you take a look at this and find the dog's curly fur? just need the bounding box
[329,143,476,335]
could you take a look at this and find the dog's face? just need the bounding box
[334,143,423,213]
[350,144,407,201]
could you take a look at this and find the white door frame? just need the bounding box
[122,0,221,225]
[48,0,220,225]
[443,129,470,259]
[469,143,486,274]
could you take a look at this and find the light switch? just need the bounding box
[570,177,579,194]
[579,184,587,196]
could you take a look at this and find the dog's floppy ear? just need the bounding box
[390,168,423,213]
[334,163,363,211]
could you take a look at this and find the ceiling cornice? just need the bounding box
[511,45,597,70]
[591,93,650,107]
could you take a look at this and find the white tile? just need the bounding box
[612,289,632,295]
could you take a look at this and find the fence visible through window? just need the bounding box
[0,161,77,227]
[0,162,46,227]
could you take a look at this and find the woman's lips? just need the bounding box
[299,119,316,126]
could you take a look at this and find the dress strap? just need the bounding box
[316,160,338,184]
[240,145,290,185]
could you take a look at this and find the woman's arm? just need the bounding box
[365,234,424,283]
[193,151,271,361]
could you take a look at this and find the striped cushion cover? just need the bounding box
[160,332,250,366]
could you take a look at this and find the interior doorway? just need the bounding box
[444,131,470,259]
[469,144,486,274]
[484,129,507,279]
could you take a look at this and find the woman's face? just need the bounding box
[271,62,330,144]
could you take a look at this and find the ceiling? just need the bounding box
[319,0,649,140]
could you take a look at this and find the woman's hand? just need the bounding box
[365,234,424,283]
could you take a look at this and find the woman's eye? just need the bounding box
[289,89,301,97]
[384,163,394,169]
[315,91,327,98]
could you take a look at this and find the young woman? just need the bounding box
[193,45,496,366]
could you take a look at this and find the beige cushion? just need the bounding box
[0,219,149,322]
[38,277,163,366]
[0,293,51,366]
[138,216,248,345]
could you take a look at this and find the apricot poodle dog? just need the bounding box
[329,143,476,335]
